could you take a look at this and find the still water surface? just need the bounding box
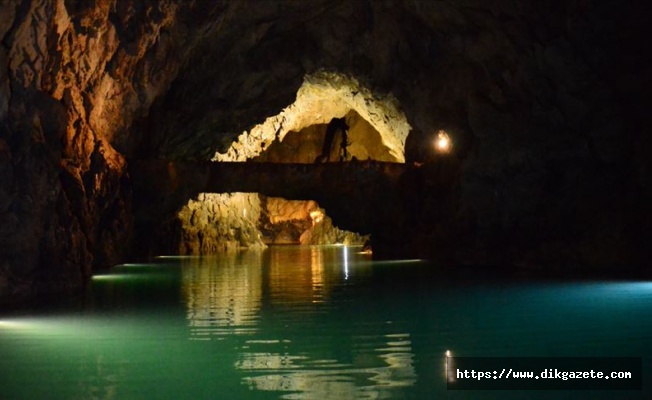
[0,246,650,399]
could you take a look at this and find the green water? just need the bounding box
[0,246,650,399]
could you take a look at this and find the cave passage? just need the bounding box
[1,0,648,303]
[253,110,400,164]
[172,86,408,254]
[257,195,369,246]
[132,160,406,253]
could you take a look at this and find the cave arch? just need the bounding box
[172,71,411,254]
[171,71,411,254]
[253,109,399,163]
[213,71,411,163]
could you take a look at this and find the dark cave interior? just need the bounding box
[0,0,650,299]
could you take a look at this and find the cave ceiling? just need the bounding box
[3,0,644,165]
[135,0,453,161]
[136,0,645,164]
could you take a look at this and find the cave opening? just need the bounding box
[175,71,410,254]
[251,108,394,248]
[252,109,399,164]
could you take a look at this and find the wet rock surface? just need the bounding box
[0,0,227,298]
[178,193,265,254]
[258,196,366,246]
[0,0,649,298]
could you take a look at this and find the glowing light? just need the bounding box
[343,246,349,280]
[92,274,132,281]
[310,246,324,303]
[115,263,160,269]
[0,320,30,329]
[445,350,455,382]
[434,130,451,153]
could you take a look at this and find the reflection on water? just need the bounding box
[235,332,416,399]
[267,246,326,304]
[1,246,652,399]
[182,252,263,338]
[235,333,416,399]
[180,246,416,398]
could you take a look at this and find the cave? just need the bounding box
[0,1,650,397]
[175,73,409,253]
[1,0,645,294]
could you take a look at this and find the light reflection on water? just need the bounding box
[0,246,651,399]
[179,246,416,398]
[234,332,416,399]
[182,251,263,338]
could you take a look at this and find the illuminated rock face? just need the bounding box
[178,85,391,252]
[0,1,649,297]
[254,110,399,163]
[177,193,265,254]
[258,196,368,246]
[176,192,366,252]
[213,71,409,163]
[0,0,221,296]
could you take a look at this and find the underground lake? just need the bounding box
[1,245,650,399]
[1,1,650,398]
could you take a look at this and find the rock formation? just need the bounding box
[0,0,649,299]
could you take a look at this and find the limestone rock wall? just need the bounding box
[0,0,228,297]
[177,193,265,254]
[211,71,411,163]
[253,110,398,163]
[145,0,647,270]
[177,193,366,251]
[258,196,367,246]
[300,214,368,247]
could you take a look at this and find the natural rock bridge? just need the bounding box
[132,160,407,234]
[130,159,459,257]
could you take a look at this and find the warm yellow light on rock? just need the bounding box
[435,130,451,153]
[309,209,324,225]
[213,71,411,163]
